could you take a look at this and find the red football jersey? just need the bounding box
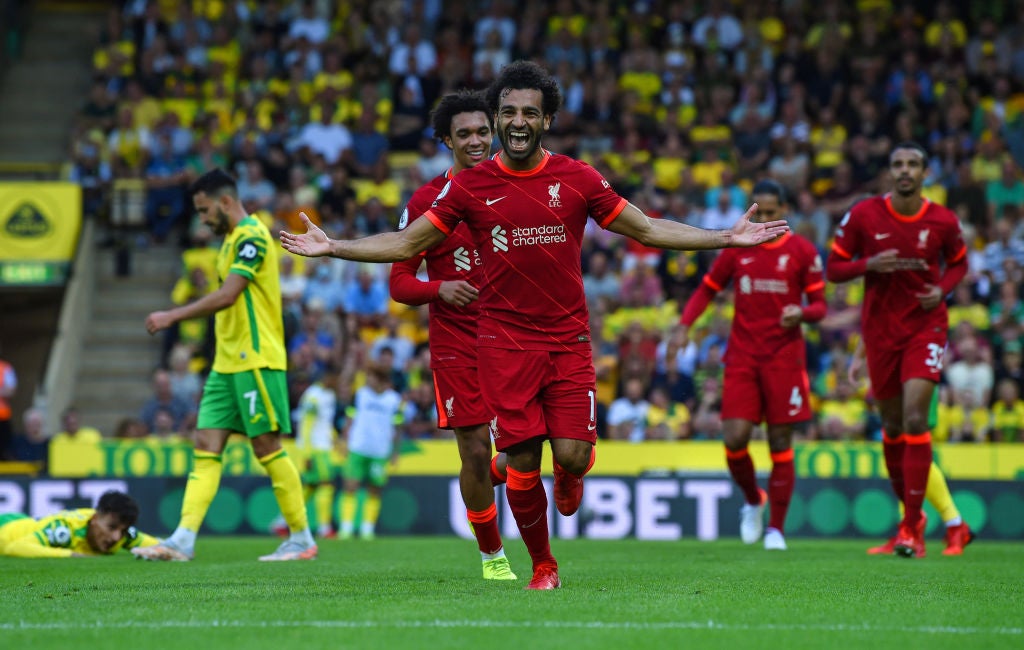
[831,195,967,348]
[398,169,482,368]
[424,151,627,350]
[700,233,824,366]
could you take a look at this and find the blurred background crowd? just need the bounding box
[19,0,1024,457]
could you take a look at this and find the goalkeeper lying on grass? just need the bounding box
[0,490,159,558]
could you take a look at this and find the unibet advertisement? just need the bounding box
[0,476,1021,540]
[0,182,82,286]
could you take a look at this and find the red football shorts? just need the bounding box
[477,347,597,451]
[865,332,946,401]
[432,366,492,429]
[721,363,811,425]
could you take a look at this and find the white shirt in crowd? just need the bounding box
[346,386,405,459]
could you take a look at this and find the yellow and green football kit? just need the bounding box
[0,509,159,558]
[198,215,290,437]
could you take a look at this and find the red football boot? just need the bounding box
[526,564,561,590]
[942,522,975,556]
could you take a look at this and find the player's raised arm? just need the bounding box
[281,212,446,262]
[608,202,788,250]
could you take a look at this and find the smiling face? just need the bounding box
[889,148,926,197]
[444,110,493,173]
[495,88,551,168]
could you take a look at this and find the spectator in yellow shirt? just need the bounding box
[645,387,692,441]
[991,378,1024,442]
[819,379,867,440]
[50,407,103,445]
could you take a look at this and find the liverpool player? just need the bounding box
[826,142,968,558]
[388,91,516,581]
[281,61,789,588]
[849,340,975,555]
[679,180,825,551]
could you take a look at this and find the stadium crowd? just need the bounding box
[35,0,1024,456]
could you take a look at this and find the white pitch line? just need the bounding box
[0,620,1020,635]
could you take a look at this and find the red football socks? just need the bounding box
[882,430,906,503]
[505,467,555,570]
[467,503,503,555]
[768,449,795,532]
[489,455,507,486]
[725,447,762,505]
[902,432,932,527]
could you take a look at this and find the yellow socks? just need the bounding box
[179,451,223,533]
[340,491,357,534]
[259,449,309,533]
[926,461,961,524]
[314,484,335,532]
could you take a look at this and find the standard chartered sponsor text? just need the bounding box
[511,224,567,246]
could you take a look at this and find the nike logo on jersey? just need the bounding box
[874,233,891,240]
[740,257,755,265]
[485,196,507,206]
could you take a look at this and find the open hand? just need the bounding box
[731,203,789,246]
[438,280,479,307]
[279,212,332,257]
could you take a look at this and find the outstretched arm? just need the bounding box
[608,202,788,249]
[281,212,446,262]
[1,534,74,558]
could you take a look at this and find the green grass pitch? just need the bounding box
[2,537,1022,650]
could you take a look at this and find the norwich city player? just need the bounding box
[0,491,159,558]
[136,168,316,562]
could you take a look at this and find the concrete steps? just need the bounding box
[0,3,104,168]
[74,244,182,436]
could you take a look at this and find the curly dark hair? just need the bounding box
[430,90,493,142]
[485,60,562,118]
[96,491,140,527]
[189,167,238,199]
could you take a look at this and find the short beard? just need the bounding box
[500,130,539,161]
[211,209,231,234]
[894,183,918,198]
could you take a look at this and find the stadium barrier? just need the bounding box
[0,475,1021,541]
[47,438,1024,480]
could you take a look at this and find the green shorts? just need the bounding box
[344,451,389,488]
[302,449,338,484]
[197,368,292,437]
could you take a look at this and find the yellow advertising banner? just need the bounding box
[46,439,1024,481]
[0,182,82,261]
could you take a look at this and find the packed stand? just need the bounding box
[62,0,1024,444]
